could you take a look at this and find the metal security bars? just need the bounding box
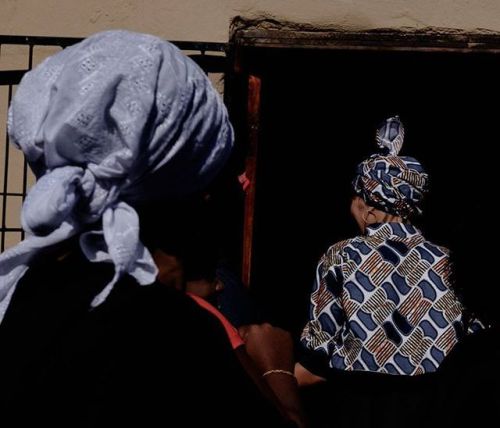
[0,35,228,251]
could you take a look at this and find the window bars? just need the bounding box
[0,35,228,251]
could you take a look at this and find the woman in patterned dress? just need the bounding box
[294,116,493,428]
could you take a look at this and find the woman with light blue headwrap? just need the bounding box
[0,30,233,318]
[0,30,294,428]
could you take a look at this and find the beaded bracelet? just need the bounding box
[262,369,296,379]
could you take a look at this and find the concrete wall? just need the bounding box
[1,1,500,42]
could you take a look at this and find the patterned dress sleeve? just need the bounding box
[300,241,349,359]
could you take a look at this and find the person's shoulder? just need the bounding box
[419,237,451,258]
[325,238,356,256]
[321,237,358,268]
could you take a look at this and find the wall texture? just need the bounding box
[1,1,500,42]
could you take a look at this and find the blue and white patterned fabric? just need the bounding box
[301,223,469,376]
[353,117,428,219]
[0,30,233,323]
[376,115,405,156]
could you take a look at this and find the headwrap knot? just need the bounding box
[353,116,428,218]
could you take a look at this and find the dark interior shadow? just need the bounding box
[242,47,499,332]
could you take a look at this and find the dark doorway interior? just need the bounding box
[242,47,499,332]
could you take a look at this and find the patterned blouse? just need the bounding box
[301,222,471,375]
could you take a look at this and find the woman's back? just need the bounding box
[301,222,468,375]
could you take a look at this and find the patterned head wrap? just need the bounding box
[0,30,233,322]
[352,116,428,219]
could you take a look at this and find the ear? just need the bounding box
[366,205,376,215]
[365,205,379,223]
[358,197,375,217]
[351,196,368,232]
[353,195,365,209]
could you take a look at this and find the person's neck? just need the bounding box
[369,208,404,225]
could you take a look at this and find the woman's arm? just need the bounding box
[241,323,308,428]
[294,362,326,387]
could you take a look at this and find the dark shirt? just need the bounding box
[0,250,289,427]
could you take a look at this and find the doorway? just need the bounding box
[232,31,500,331]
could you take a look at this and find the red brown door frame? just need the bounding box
[241,74,261,286]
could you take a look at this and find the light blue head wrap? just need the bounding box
[0,30,233,322]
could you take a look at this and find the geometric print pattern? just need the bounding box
[301,223,472,375]
[375,115,405,156]
[353,155,428,219]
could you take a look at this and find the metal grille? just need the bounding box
[0,35,228,251]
